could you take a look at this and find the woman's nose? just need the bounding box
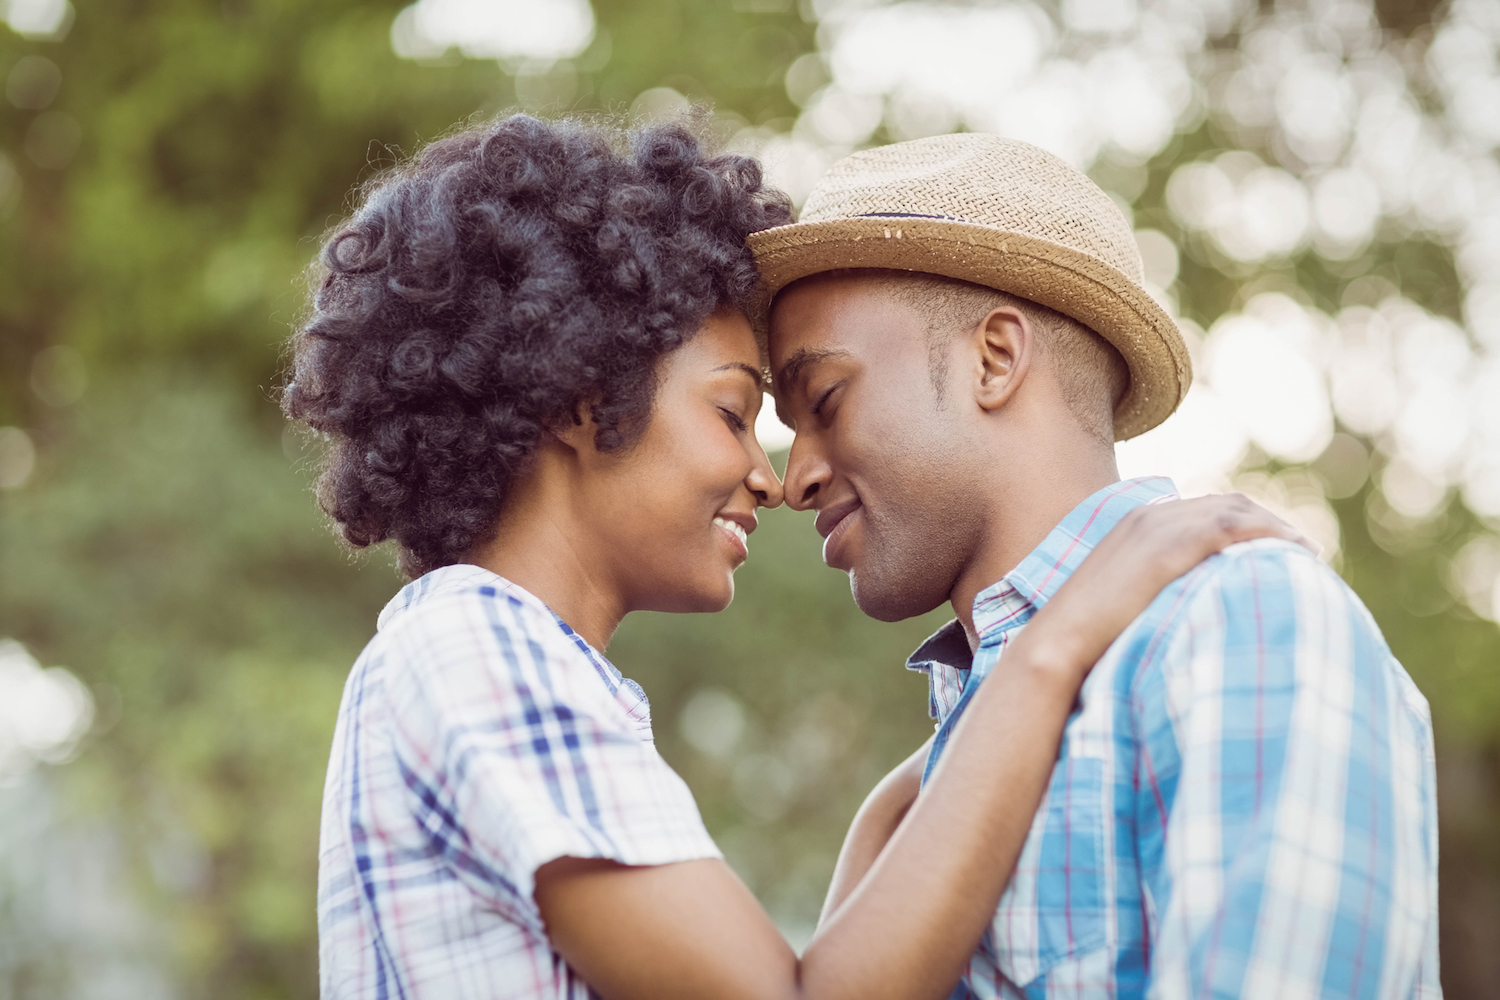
[747,449,784,509]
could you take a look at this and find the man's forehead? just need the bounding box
[771,270,887,322]
[770,274,893,351]
[767,284,861,394]
[768,274,918,381]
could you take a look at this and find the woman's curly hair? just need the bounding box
[282,114,793,579]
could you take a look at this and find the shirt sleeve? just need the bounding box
[1138,541,1439,1000]
[380,588,721,918]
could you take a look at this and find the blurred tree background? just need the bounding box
[1,0,1497,997]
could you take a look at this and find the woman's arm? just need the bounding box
[815,494,1322,928]
[537,494,1310,1000]
[539,648,1084,1000]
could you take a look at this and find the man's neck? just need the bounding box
[949,444,1120,652]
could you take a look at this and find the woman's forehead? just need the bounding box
[693,308,764,371]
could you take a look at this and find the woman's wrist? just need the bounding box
[1004,625,1093,691]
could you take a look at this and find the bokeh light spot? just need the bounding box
[30,345,87,407]
[679,688,747,759]
[391,0,594,63]
[0,427,36,490]
[0,640,94,780]
[5,54,61,110]
[4,0,72,40]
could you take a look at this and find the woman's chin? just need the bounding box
[708,581,735,612]
[641,575,735,615]
[691,577,735,614]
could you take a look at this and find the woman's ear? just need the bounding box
[548,402,597,454]
[970,307,1032,413]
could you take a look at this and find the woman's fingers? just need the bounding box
[1087,494,1318,602]
[1027,491,1323,682]
[1173,494,1319,557]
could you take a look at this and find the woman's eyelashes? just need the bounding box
[719,407,748,432]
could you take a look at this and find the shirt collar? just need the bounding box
[375,563,653,733]
[906,618,972,676]
[904,476,1179,674]
[377,563,530,632]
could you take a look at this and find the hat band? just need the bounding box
[857,211,969,223]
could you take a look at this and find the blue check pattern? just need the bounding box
[316,565,719,1000]
[912,478,1441,999]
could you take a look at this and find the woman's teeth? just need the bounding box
[713,517,747,547]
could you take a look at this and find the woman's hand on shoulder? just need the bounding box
[1103,492,1315,586]
[1014,493,1314,683]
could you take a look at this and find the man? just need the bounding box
[752,134,1441,998]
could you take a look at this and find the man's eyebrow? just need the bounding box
[772,348,851,395]
[712,362,768,387]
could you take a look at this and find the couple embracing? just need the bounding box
[289,115,1440,1000]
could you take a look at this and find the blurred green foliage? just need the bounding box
[0,1,1496,998]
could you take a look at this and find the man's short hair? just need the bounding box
[882,270,1128,444]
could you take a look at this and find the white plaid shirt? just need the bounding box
[913,478,1442,999]
[317,565,720,1000]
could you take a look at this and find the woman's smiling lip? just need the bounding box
[713,513,754,562]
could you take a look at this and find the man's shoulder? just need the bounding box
[1142,536,1373,644]
[1121,537,1431,726]
[1118,537,1390,680]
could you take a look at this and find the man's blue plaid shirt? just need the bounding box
[912,477,1441,999]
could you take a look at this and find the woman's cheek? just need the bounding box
[709,421,755,490]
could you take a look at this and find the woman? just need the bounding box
[285,114,1305,1000]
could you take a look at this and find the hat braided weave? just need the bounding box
[749,133,1191,440]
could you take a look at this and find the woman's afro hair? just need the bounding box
[282,114,793,579]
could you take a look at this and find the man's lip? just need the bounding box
[815,498,861,539]
[821,504,861,570]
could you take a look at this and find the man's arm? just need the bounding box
[1142,541,1438,999]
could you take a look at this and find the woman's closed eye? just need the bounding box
[719,407,749,432]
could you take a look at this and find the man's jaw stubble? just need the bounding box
[847,503,975,623]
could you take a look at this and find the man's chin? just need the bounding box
[848,568,947,623]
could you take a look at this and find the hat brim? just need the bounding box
[748,216,1191,442]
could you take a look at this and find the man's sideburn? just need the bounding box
[846,362,985,624]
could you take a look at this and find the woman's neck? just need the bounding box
[466,461,628,652]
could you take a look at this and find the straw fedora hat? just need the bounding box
[748,133,1191,441]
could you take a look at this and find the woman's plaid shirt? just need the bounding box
[912,477,1441,999]
[316,565,719,999]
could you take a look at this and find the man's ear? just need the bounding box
[970,306,1032,412]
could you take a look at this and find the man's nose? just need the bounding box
[782,435,831,511]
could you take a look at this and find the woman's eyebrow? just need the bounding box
[712,362,769,387]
